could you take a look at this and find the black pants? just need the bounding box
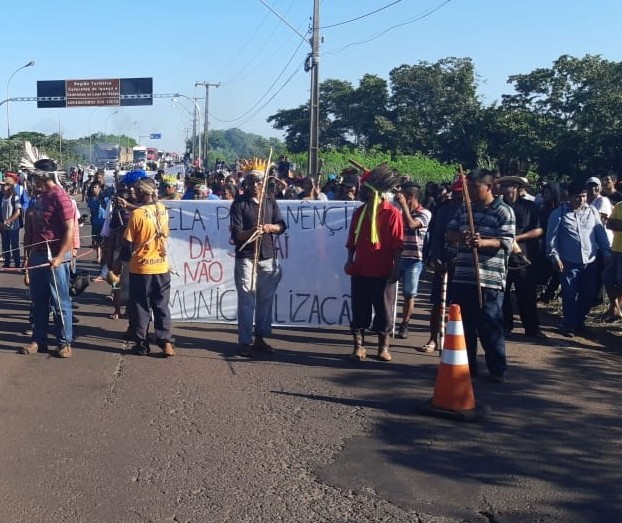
[350,275,396,336]
[128,272,173,347]
[503,265,539,333]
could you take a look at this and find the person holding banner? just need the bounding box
[344,164,403,362]
[230,170,286,358]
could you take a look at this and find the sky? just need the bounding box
[3,0,621,155]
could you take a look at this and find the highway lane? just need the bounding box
[0,240,621,522]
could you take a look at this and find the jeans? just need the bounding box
[450,283,507,377]
[1,229,20,267]
[234,257,282,345]
[29,251,73,347]
[400,258,423,298]
[560,260,598,332]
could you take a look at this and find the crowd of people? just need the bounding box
[1,157,620,382]
[343,167,621,383]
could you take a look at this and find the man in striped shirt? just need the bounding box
[394,182,431,339]
[446,170,515,383]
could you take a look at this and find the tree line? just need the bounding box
[268,54,622,181]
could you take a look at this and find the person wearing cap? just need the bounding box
[230,169,286,358]
[345,164,404,362]
[546,182,612,337]
[586,176,613,229]
[586,176,614,310]
[498,176,546,338]
[418,176,464,353]
[393,182,431,340]
[446,169,516,383]
[0,175,23,268]
[121,177,175,357]
[21,159,75,358]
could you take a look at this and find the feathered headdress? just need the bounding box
[355,163,399,245]
[20,141,49,171]
[20,141,67,185]
[240,157,268,178]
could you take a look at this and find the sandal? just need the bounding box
[417,341,437,353]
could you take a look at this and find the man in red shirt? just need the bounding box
[21,159,75,358]
[344,164,404,362]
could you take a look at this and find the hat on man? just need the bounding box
[123,169,148,185]
[134,177,157,195]
[585,176,601,187]
[34,158,57,172]
[497,175,529,189]
[566,181,588,196]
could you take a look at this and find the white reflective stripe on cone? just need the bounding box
[441,348,469,366]
[446,321,464,336]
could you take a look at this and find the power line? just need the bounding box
[211,35,309,124]
[323,0,455,56]
[231,62,304,130]
[321,0,403,29]
[220,0,299,85]
[257,0,309,43]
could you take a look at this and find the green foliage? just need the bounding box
[287,147,455,184]
[201,128,287,167]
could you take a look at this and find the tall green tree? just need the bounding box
[496,54,622,178]
[389,57,482,164]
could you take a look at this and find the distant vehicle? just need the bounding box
[94,143,119,166]
[133,146,147,164]
[146,147,158,162]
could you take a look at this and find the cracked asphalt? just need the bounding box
[1,254,621,523]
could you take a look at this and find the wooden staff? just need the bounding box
[459,165,483,308]
[250,149,273,292]
[348,159,366,171]
[438,266,448,357]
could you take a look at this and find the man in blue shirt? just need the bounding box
[546,182,612,337]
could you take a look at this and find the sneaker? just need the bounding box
[23,327,33,336]
[377,348,392,362]
[131,343,150,356]
[21,341,47,355]
[162,342,176,357]
[396,323,408,339]
[417,341,437,353]
[253,338,275,353]
[57,345,72,358]
[349,347,367,362]
[238,344,253,358]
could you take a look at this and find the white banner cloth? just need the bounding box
[165,200,362,327]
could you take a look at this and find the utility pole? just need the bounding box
[307,0,320,178]
[195,81,220,171]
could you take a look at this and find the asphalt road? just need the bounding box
[1,227,621,522]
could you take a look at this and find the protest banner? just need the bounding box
[165,200,361,327]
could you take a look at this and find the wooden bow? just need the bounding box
[459,165,483,308]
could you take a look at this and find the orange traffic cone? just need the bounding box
[417,304,487,421]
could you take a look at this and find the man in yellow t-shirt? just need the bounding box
[604,200,622,320]
[122,177,175,356]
